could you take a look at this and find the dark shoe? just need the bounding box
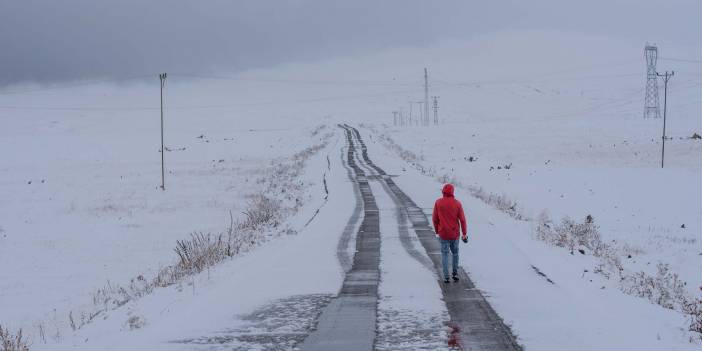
[452,273,459,282]
[444,277,451,284]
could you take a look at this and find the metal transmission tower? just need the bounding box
[424,68,429,126]
[644,45,661,119]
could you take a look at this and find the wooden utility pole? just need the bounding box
[432,96,439,125]
[408,102,413,126]
[656,71,674,168]
[424,68,429,126]
[416,101,424,126]
[159,73,167,190]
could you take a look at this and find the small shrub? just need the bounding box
[310,125,326,136]
[93,281,131,310]
[68,311,76,331]
[126,316,145,330]
[238,195,281,231]
[622,263,689,310]
[536,213,622,274]
[621,265,702,340]
[174,232,229,274]
[537,214,598,252]
[469,187,526,220]
[0,325,30,351]
[683,298,702,336]
[535,212,701,340]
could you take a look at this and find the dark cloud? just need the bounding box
[0,0,698,85]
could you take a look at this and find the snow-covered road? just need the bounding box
[301,125,520,350]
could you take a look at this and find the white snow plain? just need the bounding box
[1,29,700,349]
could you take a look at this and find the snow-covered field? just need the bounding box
[358,31,702,346]
[1,29,701,349]
[359,132,700,349]
[0,79,338,345]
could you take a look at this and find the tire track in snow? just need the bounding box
[300,126,381,351]
[346,125,523,351]
[348,129,435,274]
[371,180,451,350]
[336,134,365,273]
[354,149,436,274]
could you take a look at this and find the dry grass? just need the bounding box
[468,186,527,221]
[683,299,702,338]
[239,195,281,231]
[621,263,688,310]
[536,213,623,275]
[126,315,145,330]
[536,214,607,255]
[76,130,333,334]
[175,232,230,274]
[621,264,702,339]
[0,325,29,351]
[536,212,700,340]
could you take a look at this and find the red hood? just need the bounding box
[442,184,455,197]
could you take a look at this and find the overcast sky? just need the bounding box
[0,0,699,86]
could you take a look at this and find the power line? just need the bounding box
[659,57,702,64]
[431,72,642,89]
[169,73,419,87]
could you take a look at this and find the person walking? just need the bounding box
[432,183,468,283]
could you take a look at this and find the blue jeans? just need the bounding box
[439,239,459,279]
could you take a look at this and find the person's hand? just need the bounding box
[461,235,468,243]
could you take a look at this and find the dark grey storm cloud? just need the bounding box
[0,0,699,85]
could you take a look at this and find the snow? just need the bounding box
[371,181,450,350]
[24,125,348,350]
[1,28,700,349]
[0,78,339,342]
[361,128,699,350]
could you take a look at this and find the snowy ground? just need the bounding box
[372,175,450,350]
[370,115,702,297]
[359,127,700,349]
[0,77,338,345]
[355,30,702,348]
[1,29,700,349]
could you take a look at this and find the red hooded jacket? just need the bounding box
[432,184,467,240]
